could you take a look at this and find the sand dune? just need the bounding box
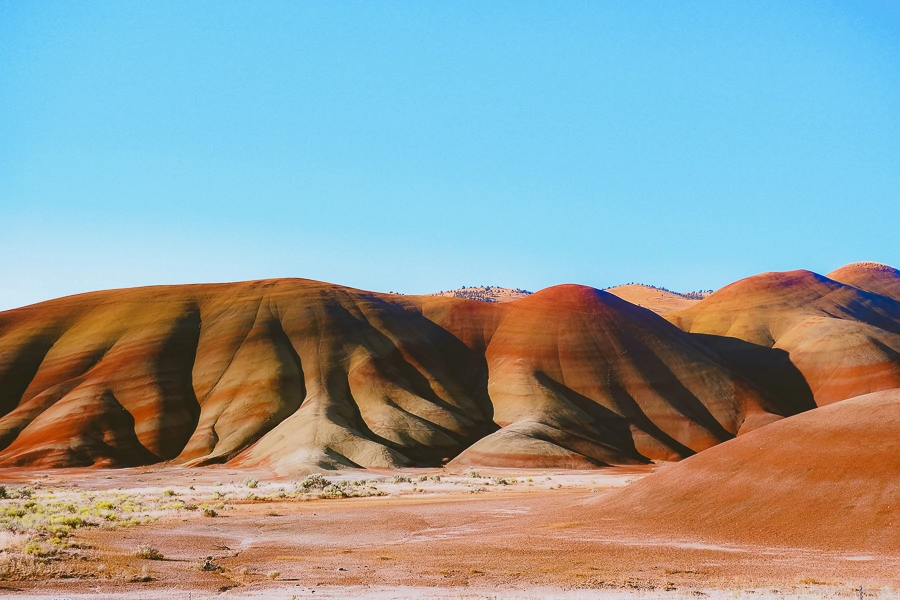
[592,387,900,552]
[0,280,780,472]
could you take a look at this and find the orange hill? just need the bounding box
[827,261,900,302]
[591,388,900,552]
[0,279,782,472]
[4,263,900,473]
[668,269,900,408]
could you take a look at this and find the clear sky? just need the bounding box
[2,1,899,310]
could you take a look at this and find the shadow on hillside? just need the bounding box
[691,334,816,415]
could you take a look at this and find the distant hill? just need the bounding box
[3,263,900,476]
[605,283,712,315]
[429,286,532,303]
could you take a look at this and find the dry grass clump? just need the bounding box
[0,484,189,581]
[0,485,32,499]
[290,474,384,500]
[296,473,328,490]
[134,544,164,560]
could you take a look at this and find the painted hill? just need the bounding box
[442,285,779,468]
[0,279,783,472]
[591,388,900,552]
[429,286,531,303]
[605,284,710,315]
[668,269,900,407]
[827,261,900,302]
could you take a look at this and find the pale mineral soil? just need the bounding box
[0,465,895,599]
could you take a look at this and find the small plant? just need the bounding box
[202,508,217,517]
[466,471,481,478]
[0,485,7,499]
[162,489,176,497]
[129,564,153,582]
[243,478,259,489]
[268,570,280,580]
[10,487,32,499]
[297,473,329,490]
[322,484,346,499]
[417,475,428,482]
[430,475,441,482]
[134,544,164,560]
[391,475,411,484]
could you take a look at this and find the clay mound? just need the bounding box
[429,286,531,303]
[828,261,900,302]
[0,281,496,471]
[669,269,900,407]
[606,284,705,315]
[0,279,781,472]
[591,388,900,551]
[446,285,783,467]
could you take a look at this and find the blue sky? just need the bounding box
[2,1,899,310]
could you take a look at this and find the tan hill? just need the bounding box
[0,279,785,472]
[605,284,709,315]
[430,286,531,303]
[591,388,900,552]
[827,261,900,301]
[668,268,900,408]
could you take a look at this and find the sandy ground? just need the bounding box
[1,465,897,599]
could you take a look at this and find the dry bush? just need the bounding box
[296,474,328,491]
[134,544,164,560]
[0,531,28,553]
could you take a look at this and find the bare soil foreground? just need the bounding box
[1,466,896,599]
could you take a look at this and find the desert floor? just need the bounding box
[0,465,896,599]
